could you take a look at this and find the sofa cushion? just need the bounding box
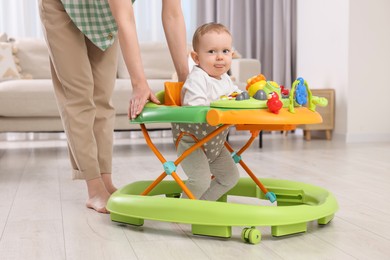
[0,78,168,118]
[0,33,8,42]
[117,42,176,80]
[0,42,21,81]
[14,39,51,79]
[0,79,59,117]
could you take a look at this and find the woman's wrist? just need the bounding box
[177,69,189,82]
[130,77,148,89]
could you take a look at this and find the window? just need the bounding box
[0,0,197,43]
[134,0,197,43]
[0,0,43,38]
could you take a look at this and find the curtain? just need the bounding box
[196,0,297,87]
[0,0,43,39]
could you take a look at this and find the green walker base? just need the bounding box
[107,178,338,243]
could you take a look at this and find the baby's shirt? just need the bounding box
[181,66,240,106]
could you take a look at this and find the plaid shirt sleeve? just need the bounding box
[61,0,118,51]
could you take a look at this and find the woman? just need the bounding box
[39,0,189,213]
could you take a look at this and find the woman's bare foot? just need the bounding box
[86,177,111,214]
[101,173,117,194]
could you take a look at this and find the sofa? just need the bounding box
[0,37,261,133]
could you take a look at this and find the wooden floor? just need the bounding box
[0,130,389,260]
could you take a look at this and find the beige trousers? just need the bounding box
[39,0,119,180]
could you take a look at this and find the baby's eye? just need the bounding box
[208,50,217,54]
[223,49,231,54]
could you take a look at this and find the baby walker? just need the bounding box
[107,76,338,244]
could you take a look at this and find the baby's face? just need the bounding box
[193,31,233,79]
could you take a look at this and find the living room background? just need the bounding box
[4,1,388,142]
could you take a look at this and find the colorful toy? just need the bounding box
[266,92,283,114]
[107,80,337,245]
[246,76,282,102]
[253,89,267,100]
[220,91,247,101]
[246,74,266,90]
[288,77,328,113]
[248,80,266,97]
[280,85,290,97]
[295,77,308,105]
[235,91,250,100]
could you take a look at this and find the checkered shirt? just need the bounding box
[61,0,118,51]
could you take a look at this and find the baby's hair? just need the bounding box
[192,22,231,52]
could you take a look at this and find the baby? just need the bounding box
[172,22,241,201]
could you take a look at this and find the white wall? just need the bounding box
[347,0,390,142]
[297,0,390,142]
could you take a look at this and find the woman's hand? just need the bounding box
[129,82,160,119]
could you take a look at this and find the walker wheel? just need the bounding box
[241,227,261,244]
[241,228,250,242]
